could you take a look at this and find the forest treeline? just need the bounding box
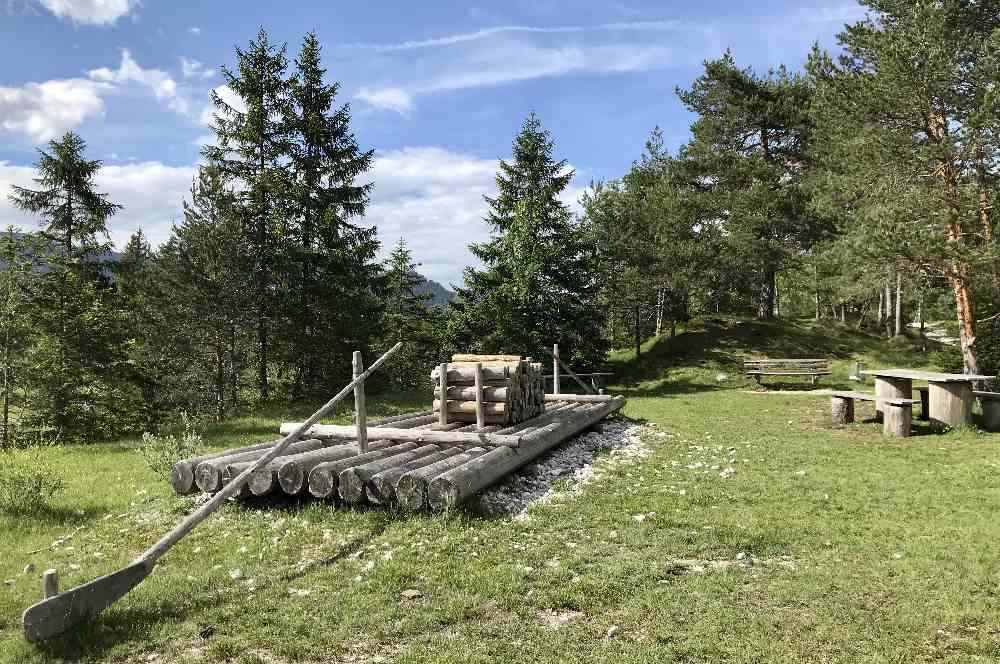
[3,0,999,443]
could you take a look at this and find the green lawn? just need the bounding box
[2,318,999,663]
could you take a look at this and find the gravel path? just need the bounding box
[470,418,649,518]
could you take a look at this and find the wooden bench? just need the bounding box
[974,391,1000,431]
[914,386,929,421]
[821,390,920,437]
[744,359,831,385]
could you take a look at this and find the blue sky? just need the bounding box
[0,0,865,285]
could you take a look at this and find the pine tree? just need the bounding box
[283,31,380,397]
[382,238,436,389]
[807,2,1000,372]
[203,28,290,401]
[0,228,40,447]
[448,114,606,366]
[8,133,131,440]
[677,53,823,319]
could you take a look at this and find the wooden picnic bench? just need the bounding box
[820,390,920,437]
[744,359,831,386]
[974,391,1000,431]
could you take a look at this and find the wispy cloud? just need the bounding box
[0,78,107,142]
[356,87,413,114]
[355,20,705,51]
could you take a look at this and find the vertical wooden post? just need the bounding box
[474,362,485,430]
[42,569,58,598]
[438,362,448,425]
[553,343,560,395]
[353,351,367,453]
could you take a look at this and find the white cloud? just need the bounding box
[35,0,135,25]
[0,78,107,142]
[356,41,678,113]
[355,87,413,115]
[356,20,705,51]
[0,160,195,250]
[364,147,498,285]
[188,26,202,35]
[89,49,188,115]
[179,57,215,81]
[199,84,246,127]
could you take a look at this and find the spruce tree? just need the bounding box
[448,114,605,366]
[283,31,380,396]
[203,28,290,401]
[8,133,131,440]
[0,228,40,447]
[382,238,436,389]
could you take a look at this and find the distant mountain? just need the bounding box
[412,272,455,307]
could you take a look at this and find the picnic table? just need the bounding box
[859,369,995,427]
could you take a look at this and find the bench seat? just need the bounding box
[820,390,917,437]
[746,371,833,377]
[744,358,830,385]
[974,391,1000,431]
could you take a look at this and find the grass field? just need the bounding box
[2,318,999,663]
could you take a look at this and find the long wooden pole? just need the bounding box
[21,342,403,643]
[353,351,368,453]
[438,362,448,425]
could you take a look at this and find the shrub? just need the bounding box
[137,412,203,480]
[0,452,64,514]
[974,317,1000,390]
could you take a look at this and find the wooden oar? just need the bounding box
[21,342,403,643]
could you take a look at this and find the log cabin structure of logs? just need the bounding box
[168,348,624,512]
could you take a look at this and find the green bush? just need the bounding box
[974,318,1000,390]
[137,412,203,480]
[0,452,64,514]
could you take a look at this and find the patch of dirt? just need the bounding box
[661,554,797,577]
[537,609,584,630]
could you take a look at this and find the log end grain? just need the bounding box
[308,466,336,498]
[194,463,222,493]
[170,462,196,495]
[248,468,277,496]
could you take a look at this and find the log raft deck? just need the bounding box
[170,349,624,512]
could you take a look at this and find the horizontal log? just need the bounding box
[451,354,521,362]
[433,399,506,415]
[170,440,276,495]
[431,412,507,425]
[338,445,441,503]
[431,366,510,382]
[447,386,508,401]
[395,447,488,511]
[279,423,524,447]
[543,393,615,403]
[366,448,464,504]
[194,438,329,493]
[260,439,402,496]
[427,397,625,510]
[307,443,420,499]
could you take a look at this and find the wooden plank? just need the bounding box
[452,354,521,362]
[859,369,995,382]
[279,423,525,447]
[543,393,615,403]
[438,362,448,426]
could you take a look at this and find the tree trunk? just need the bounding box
[229,325,239,412]
[257,313,268,401]
[814,290,820,321]
[894,273,902,337]
[655,288,664,337]
[757,270,775,320]
[633,305,641,359]
[952,266,979,374]
[215,343,225,421]
[918,294,924,335]
[877,288,883,325]
[1,324,9,450]
[884,281,893,337]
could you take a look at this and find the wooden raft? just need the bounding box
[170,394,623,511]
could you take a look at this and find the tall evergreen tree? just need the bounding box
[448,114,606,366]
[807,1,1000,371]
[8,133,130,440]
[382,238,437,389]
[0,228,40,447]
[283,31,380,396]
[203,27,290,401]
[677,53,823,319]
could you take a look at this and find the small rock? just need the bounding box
[719,467,736,479]
[23,564,35,575]
[606,625,620,638]
[795,470,807,476]
[229,568,243,580]
[736,552,747,560]
[401,589,423,600]
[237,545,248,554]
[4,579,15,587]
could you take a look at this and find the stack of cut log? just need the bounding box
[170,394,624,511]
[430,355,545,426]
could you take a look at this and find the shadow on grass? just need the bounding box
[29,509,404,659]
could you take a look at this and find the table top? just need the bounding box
[859,368,995,382]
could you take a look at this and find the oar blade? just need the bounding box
[22,561,152,642]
